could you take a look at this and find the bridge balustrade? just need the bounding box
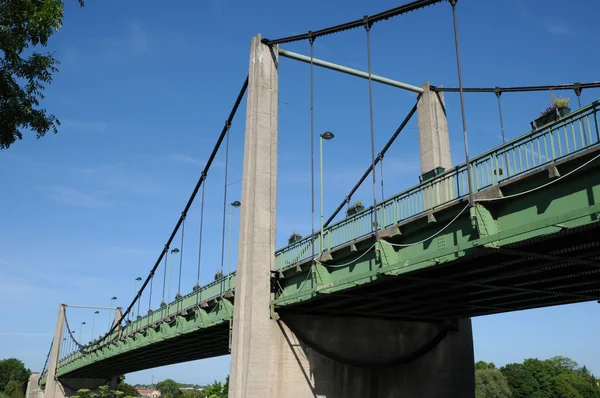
[275,101,600,269]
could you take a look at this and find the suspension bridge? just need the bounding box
[26,0,600,397]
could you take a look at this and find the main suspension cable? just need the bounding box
[263,0,444,45]
[431,81,600,93]
[89,75,249,349]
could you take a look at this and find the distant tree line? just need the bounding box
[3,354,598,398]
[476,356,600,398]
[155,378,228,398]
[0,359,31,398]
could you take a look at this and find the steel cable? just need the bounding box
[85,75,249,350]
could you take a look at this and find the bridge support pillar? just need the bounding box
[417,82,452,181]
[273,314,475,397]
[26,373,44,398]
[45,305,65,398]
[229,34,475,398]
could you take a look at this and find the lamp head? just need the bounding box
[171,248,180,253]
[94,311,100,314]
[111,296,117,300]
[135,277,142,281]
[320,131,335,140]
[231,201,241,207]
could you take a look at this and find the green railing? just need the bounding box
[275,100,600,269]
[49,272,236,376]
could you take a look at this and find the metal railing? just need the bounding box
[50,271,236,374]
[275,100,600,269]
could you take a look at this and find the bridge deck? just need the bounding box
[45,100,600,383]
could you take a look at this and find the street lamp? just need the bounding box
[90,310,99,341]
[227,201,241,290]
[108,296,117,329]
[319,131,335,254]
[79,321,86,342]
[168,248,180,302]
[134,276,142,319]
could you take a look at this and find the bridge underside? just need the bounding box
[60,323,229,379]
[278,221,600,322]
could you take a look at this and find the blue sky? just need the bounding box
[1,0,599,386]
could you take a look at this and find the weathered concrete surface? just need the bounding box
[228,33,280,398]
[45,305,65,398]
[278,314,475,398]
[26,373,44,398]
[57,378,117,397]
[417,82,452,176]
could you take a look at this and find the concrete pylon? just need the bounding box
[112,307,123,331]
[228,33,280,398]
[228,35,474,398]
[45,304,66,398]
[417,82,452,181]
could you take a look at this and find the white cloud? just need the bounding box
[545,17,574,37]
[168,153,205,167]
[37,185,117,207]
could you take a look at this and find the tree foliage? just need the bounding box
[202,381,224,398]
[497,356,600,398]
[475,362,512,398]
[156,379,182,398]
[0,358,31,398]
[117,381,140,397]
[71,386,136,398]
[0,0,84,149]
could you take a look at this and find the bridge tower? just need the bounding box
[31,305,121,398]
[228,34,475,398]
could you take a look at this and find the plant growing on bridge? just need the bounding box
[214,269,223,281]
[540,94,570,116]
[531,94,571,130]
[288,230,302,245]
[346,200,364,217]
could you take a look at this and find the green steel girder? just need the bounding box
[42,298,234,385]
[470,204,499,242]
[273,147,600,309]
[62,299,232,377]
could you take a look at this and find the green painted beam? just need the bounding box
[41,275,236,386]
[273,147,600,307]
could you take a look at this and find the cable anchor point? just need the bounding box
[363,15,372,31]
